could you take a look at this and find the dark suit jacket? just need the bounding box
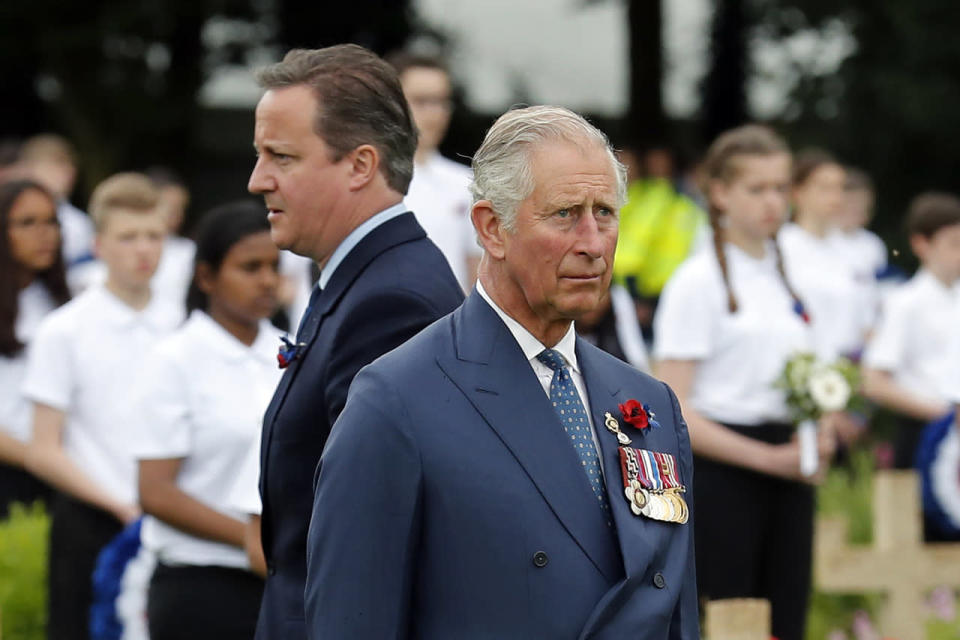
[256,213,464,640]
[305,291,699,639]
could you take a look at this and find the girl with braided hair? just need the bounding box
[653,125,836,640]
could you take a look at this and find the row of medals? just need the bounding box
[604,412,689,525]
[624,481,688,524]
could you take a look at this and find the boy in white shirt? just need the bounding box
[23,172,180,640]
[862,192,960,469]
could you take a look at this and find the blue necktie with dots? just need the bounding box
[536,348,611,521]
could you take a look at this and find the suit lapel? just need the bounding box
[260,213,428,489]
[437,295,622,582]
[577,343,660,578]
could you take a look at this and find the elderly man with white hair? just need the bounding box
[305,105,700,639]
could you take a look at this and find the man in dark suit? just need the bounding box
[247,44,464,640]
[306,106,699,638]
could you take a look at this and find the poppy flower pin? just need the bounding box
[618,399,661,431]
[277,336,306,369]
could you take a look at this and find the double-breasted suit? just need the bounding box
[305,291,699,639]
[256,212,464,639]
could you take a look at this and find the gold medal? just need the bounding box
[661,492,678,522]
[668,492,685,523]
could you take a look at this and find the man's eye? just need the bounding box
[597,207,614,217]
[556,209,571,218]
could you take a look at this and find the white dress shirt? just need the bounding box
[476,282,603,470]
[405,152,479,291]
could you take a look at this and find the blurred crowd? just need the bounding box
[2,48,960,640]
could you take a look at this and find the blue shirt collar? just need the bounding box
[318,202,408,289]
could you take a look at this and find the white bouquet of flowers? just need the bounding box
[775,352,861,476]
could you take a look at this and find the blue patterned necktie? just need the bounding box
[536,348,611,522]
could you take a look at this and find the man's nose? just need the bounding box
[248,158,275,195]
[575,213,607,258]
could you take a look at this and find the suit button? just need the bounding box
[532,551,549,568]
[267,564,277,576]
[653,572,666,589]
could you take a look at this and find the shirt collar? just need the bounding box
[475,281,580,373]
[188,310,278,365]
[319,202,408,289]
[90,284,179,332]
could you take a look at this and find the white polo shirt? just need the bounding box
[0,282,59,442]
[405,152,479,291]
[21,285,183,504]
[654,242,813,425]
[779,223,876,359]
[827,227,888,281]
[227,435,262,516]
[862,269,960,405]
[132,311,282,568]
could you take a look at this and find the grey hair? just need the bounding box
[469,105,627,231]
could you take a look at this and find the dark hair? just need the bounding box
[0,180,71,357]
[385,50,449,77]
[185,200,272,315]
[702,124,805,315]
[906,192,960,238]
[255,44,418,194]
[792,148,840,187]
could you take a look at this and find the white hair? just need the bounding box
[469,105,627,231]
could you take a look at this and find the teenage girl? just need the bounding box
[132,201,283,639]
[654,125,835,640]
[0,180,68,516]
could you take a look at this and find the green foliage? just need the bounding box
[0,502,49,640]
[807,448,880,639]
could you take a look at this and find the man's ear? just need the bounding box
[472,200,506,260]
[346,144,380,191]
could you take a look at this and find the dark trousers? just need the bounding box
[894,415,927,470]
[48,493,122,640]
[693,423,814,640]
[0,462,49,519]
[148,562,264,640]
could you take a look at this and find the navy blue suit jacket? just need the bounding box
[306,292,699,639]
[256,213,464,640]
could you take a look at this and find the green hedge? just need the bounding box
[0,502,48,640]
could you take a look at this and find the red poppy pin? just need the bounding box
[277,336,306,369]
[618,399,661,431]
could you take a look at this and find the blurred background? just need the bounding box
[4,0,960,272]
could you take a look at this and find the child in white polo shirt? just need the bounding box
[862,192,960,468]
[132,202,282,638]
[23,172,180,640]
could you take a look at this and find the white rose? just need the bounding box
[807,368,851,412]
